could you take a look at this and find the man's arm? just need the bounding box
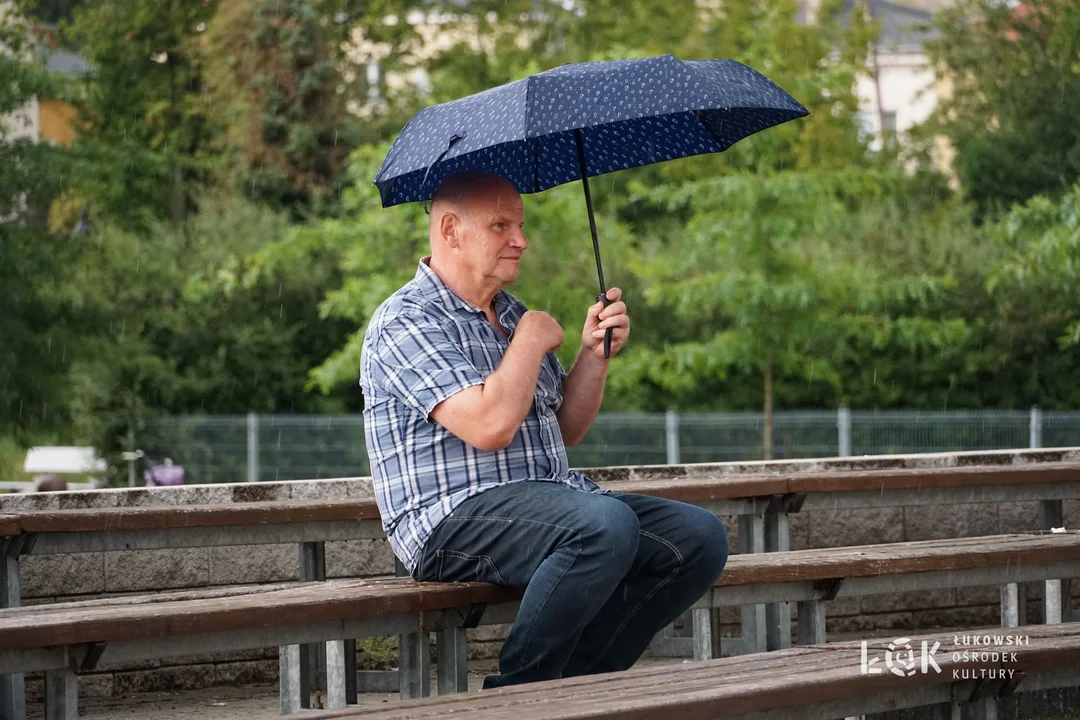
[556,288,630,447]
[556,348,610,447]
[431,311,564,451]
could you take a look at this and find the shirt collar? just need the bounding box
[414,257,522,327]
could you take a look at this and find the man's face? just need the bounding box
[458,184,528,287]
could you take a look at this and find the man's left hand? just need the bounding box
[581,288,630,360]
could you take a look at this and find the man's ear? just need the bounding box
[439,211,460,248]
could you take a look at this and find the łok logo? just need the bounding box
[861,638,942,676]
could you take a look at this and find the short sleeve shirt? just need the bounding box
[359,258,602,576]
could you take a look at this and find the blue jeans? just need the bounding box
[415,481,729,688]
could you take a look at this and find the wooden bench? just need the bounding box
[3,532,1079,718]
[2,461,1079,718]
[282,622,1080,720]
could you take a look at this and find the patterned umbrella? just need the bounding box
[375,54,809,357]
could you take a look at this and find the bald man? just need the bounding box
[359,171,728,689]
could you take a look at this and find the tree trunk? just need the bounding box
[763,347,774,461]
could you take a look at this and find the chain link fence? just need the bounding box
[132,407,1068,485]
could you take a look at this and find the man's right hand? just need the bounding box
[516,310,564,354]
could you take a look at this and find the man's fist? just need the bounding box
[517,310,565,354]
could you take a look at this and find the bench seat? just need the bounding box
[287,622,1080,720]
[3,533,1076,656]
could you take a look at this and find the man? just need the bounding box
[359,171,728,689]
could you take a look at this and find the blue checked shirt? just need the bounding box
[359,258,602,576]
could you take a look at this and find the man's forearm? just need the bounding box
[431,334,547,451]
[483,336,548,431]
[556,347,609,446]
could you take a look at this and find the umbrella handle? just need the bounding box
[597,292,613,359]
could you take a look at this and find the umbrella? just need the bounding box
[374,54,809,357]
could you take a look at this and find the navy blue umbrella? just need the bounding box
[375,54,809,357]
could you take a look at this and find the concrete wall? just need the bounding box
[3,447,1079,702]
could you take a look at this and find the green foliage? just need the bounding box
[0,6,81,440]
[923,0,1080,217]
[200,0,362,216]
[61,0,220,229]
[12,0,1080,467]
[62,196,357,468]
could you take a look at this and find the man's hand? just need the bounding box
[581,288,629,360]
[517,310,565,354]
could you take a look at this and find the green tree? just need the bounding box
[614,168,972,457]
[61,0,219,229]
[922,0,1080,217]
[0,6,79,440]
[199,0,367,217]
[63,196,357,473]
[983,185,1080,408]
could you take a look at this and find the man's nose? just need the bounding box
[509,229,528,249]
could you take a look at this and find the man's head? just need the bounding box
[429,172,527,299]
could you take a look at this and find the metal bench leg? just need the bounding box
[1000,583,1020,628]
[691,607,712,660]
[1040,499,1066,625]
[436,628,468,695]
[1045,579,1064,624]
[738,513,767,654]
[326,639,348,709]
[44,667,77,720]
[299,541,327,708]
[399,630,430,700]
[764,510,791,650]
[344,639,357,704]
[797,599,826,645]
[1,538,25,720]
[279,644,302,714]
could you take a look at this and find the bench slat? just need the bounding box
[718,532,1080,585]
[0,514,19,536]
[12,499,382,534]
[0,578,519,650]
[787,462,1080,493]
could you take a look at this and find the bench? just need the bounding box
[3,531,1078,718]
[281,622,1080,720]
[5,462,1078,656]
[2,460,1079,717]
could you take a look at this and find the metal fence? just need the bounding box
[133,407,1074,485]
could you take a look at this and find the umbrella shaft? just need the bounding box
[574,129,606,295]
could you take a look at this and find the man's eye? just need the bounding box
[494,223,505,230]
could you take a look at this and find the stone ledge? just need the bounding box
[3,447,1075,512]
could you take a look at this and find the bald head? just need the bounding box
[426,172,529,303]
[430,172,520,223]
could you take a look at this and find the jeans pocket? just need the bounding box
[435,549,507,585]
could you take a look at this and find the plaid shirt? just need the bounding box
[359,258,602,576]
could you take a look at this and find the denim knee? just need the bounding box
[687,509,729,582]
[583,497,640,578]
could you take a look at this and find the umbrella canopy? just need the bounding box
[375,54,808,207]
[375,54,809,356]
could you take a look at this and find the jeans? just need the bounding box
[414,480,729,689]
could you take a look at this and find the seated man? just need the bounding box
[359,171,728,689]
